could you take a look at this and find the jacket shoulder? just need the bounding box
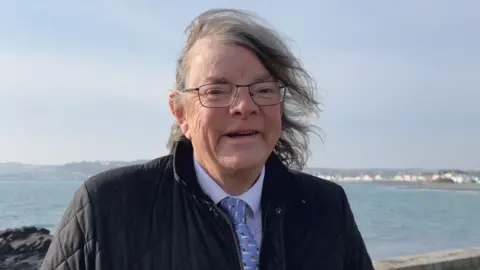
[41,156,175,270]
[83,155,174,222]
[290,171,374,269]
[290,170,347,212]
[291,170,345,196]
[85,155,173,196]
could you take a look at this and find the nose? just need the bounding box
[229,87,259,117]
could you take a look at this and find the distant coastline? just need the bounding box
[1,161,479,184]
[334,180,480,192]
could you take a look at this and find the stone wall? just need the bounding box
[374,247,480,270]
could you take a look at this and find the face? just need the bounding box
[170,39,282,172]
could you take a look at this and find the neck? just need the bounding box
[195,157,263,196]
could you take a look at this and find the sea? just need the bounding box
[1,180,479,261]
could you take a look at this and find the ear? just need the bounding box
[168,91,191,139]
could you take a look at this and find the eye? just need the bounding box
[206,88,225,95]
[201,84,231,95]
[257,87,275,93]
[252,82,280,94]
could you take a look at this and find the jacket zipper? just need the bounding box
[212,204,244,270]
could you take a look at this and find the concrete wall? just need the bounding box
[374,247,480,270]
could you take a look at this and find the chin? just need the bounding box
[218,152,267,170]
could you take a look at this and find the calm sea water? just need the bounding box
[0,180,479,260]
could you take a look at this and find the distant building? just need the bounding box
[437,170,478,183]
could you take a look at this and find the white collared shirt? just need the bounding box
[193,158,264,246]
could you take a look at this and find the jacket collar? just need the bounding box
[172,140,296,206]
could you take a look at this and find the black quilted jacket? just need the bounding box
[40,141,374,270]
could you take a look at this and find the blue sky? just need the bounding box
[0,1,479,169]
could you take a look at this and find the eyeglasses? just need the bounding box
[182,81,286,108]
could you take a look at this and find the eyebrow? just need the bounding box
[203,73,274,84]
[203,76,230,84]
[252,73,274,83]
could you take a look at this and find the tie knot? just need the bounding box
[220,197,249,224]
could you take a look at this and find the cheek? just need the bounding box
[183,99,203,137]
[187,106,225,140]
[203,109,225,136]
[263,107,283,137]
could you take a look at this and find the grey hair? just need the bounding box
[167,8,322,170]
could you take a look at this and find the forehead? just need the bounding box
[187,39,271,87]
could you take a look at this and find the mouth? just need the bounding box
[224,130,261,138]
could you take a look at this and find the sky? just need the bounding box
[0,1,479,169]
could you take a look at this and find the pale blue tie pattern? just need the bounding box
[220,197,260,270]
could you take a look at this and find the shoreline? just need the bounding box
[0,227,52,269]
[2,226,479,269]
[332,180,480,192]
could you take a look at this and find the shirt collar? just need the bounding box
[193,157,264,216]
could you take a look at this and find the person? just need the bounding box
[41,8,374,270]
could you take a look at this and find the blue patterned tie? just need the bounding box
[220,197,260,270]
